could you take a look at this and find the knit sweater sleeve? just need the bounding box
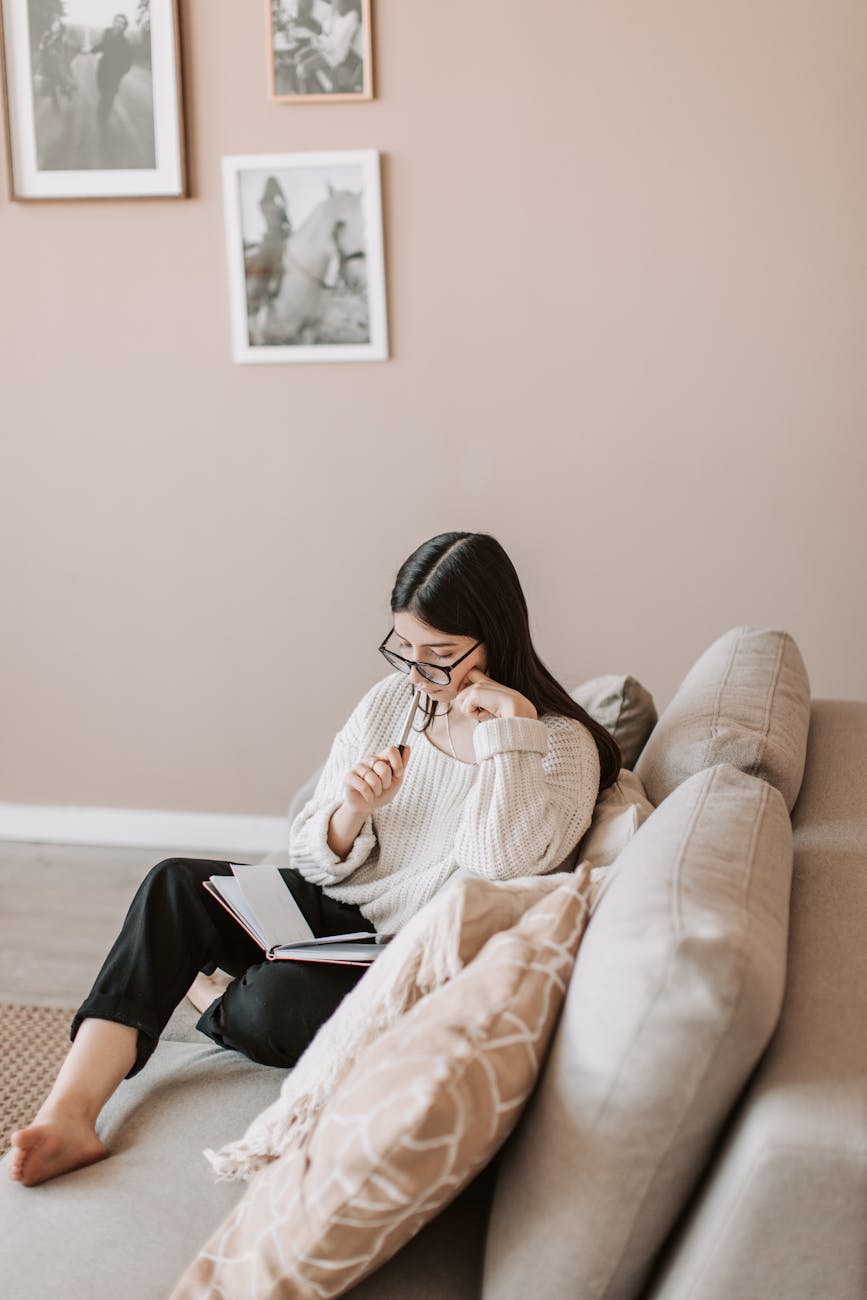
[453,714,600,880]
[288,689,380,887]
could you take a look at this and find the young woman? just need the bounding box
[9,531,619,1187]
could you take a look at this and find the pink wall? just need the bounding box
[1,0,865,817]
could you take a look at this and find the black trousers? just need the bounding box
[71,858,375,1076]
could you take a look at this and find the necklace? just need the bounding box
[444,705,458,759]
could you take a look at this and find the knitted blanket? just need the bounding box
[205,868,591,1182]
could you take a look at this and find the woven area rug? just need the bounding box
[0,1003,76,1158]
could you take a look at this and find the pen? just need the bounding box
[397,689,422,757]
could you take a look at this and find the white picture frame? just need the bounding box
[222,149,388,364]
[0,0,186,201]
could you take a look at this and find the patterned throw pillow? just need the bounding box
[170,874,590,1300]
[206,872,586,1181]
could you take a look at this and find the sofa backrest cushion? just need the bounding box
[634,626,810,812]
[481,762,794,1300]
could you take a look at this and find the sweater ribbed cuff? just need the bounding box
[304,800,376,876]
[472,715,549,761]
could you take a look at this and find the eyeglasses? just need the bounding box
[378,631,481,686]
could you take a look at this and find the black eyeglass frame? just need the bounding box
[378,631,482,686]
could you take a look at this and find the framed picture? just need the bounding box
[268,0,372,102]
[0,0,186,200]
[222,149,388,364]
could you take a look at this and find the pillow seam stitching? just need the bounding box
[751,635,785,780]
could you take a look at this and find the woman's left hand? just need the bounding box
[454,668,538,723]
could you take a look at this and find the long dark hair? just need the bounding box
[390,531,621,791]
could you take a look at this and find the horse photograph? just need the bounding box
[222,150,388,364]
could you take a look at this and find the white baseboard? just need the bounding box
[0,804,286,855]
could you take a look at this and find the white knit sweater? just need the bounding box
[288,673,601,934]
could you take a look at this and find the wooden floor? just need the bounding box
[0,842,166,1007]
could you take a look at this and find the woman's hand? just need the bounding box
[328,746,410,860]
[455,668,538,722]
[343,745,410,815]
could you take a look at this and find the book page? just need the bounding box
[279,931,375,947]
[230,863,315,949]
[270,942,382,964]
[205,877,267,948]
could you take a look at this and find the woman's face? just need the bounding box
[391,610,486,704]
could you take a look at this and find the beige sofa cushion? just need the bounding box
[635,625,810,812]
[571,673,657,769]
[0,1041,286,1300]
[482,763,794,1300]
[171,874,590,1300]
[644,701,867,1300]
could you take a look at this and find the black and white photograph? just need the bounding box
[268,0,372,102]
[222,150,388,364]
[1,0,185,199]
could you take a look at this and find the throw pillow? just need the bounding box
[205,871,578,1181]
[576,767,655,876]
[170,873,591,1300]
[571,673,658,769]
[635,625,810,812]
[482,763,794,1300]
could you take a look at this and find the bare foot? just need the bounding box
[187,970,233,1015]
[8,1114,108,1187]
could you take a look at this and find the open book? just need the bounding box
[203,863,389,965]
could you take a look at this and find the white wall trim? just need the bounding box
[0,804,286,855]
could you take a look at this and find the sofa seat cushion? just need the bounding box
[482,763,794,1300]
[0,1041,286,1300]
[635,625,810,812]
[0,1034,492,1300]
[643,1079,867,1300]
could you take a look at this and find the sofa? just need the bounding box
[2,626,865,1300]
